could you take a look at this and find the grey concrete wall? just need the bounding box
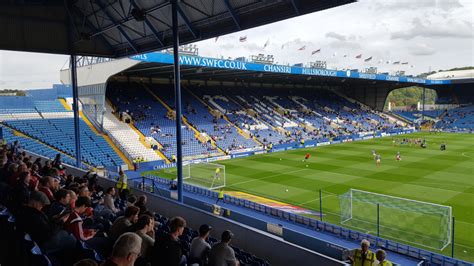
[98,178,348,266]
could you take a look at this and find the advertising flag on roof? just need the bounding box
[239,36,247,42]
[401,62,409,65]
[298,45,306,51]
[263,39,270,48]
[393,61,401,65]
[364,56,373,62]
[311,49,321,55]
[355,54,362,59]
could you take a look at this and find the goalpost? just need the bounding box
[339,189,452,251]
[164,162,226,190]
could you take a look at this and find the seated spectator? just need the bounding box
[16,191,76,254]
[29,163,41,189]
[129,214,155,263]
[78,185,92,198]
[135,195,148,215]
[52,154,63,169]
[11,171,33,211]
[69,189,78,208]
[38,176,57,202]
[109,205,140,241]
[48,188,71,218]
[64,196,97,241]
[104,187,119,214]
[208,230,240,266]
[152,216,187,266]
[102,232,142,266]
[41,161,53,176]
[189,224,212,265]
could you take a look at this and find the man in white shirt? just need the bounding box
[189,224,212,265]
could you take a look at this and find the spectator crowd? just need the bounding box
[0,139,246,266]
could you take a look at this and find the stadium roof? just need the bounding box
[1,0,355,58]
[119,52,451,87]
[428,69,474,80]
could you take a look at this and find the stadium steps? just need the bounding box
[228,95,278,131]
[144,84,225,155]
[0,122,88,167]
[128,121,170,163]
[59,98,72,111]
[103,101,170,164]
[80,110,134,170]
[184,86,256,153]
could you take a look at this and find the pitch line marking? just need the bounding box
[229,168,309,187]
[300,194,334,206]
[462,152,473,159]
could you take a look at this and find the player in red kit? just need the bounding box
[303,153,311,162]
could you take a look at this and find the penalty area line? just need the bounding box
[228,168,309,187]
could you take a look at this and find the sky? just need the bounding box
[0,0,472,90]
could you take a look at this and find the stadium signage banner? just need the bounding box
[130,53,451,85]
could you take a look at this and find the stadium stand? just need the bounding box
[435,105,474,131]
[107,83,221,161]
[0,94,124,168]
[102,103,163,162]
[3,118,123,167]
[394,110,446,122]
[152,85,261,153]
[104,84,410,159]
[0,140,271,266]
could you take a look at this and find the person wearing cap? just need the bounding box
[374,249,392,266]
[189,224,212,265]
[208,230,240,266]
[16,191,77,254]
[348,239,375,266]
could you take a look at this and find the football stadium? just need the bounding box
[0,1,473,266]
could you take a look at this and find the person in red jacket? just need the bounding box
[64,196,97,241]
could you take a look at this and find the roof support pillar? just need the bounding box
[172,0,184,203]
[70,55,82,168]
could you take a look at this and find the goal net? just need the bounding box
[164,162,226,190]
[339,189,452,250]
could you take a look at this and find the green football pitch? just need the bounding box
[145,132,474,262]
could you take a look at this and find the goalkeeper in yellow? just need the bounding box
[214,167,221,180]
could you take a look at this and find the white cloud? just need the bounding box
[410,43,437,56]
[326,32,346,42]
[0,51,68,90]
[391,17,473,40]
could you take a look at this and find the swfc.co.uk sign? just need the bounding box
[130,53,451,85]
